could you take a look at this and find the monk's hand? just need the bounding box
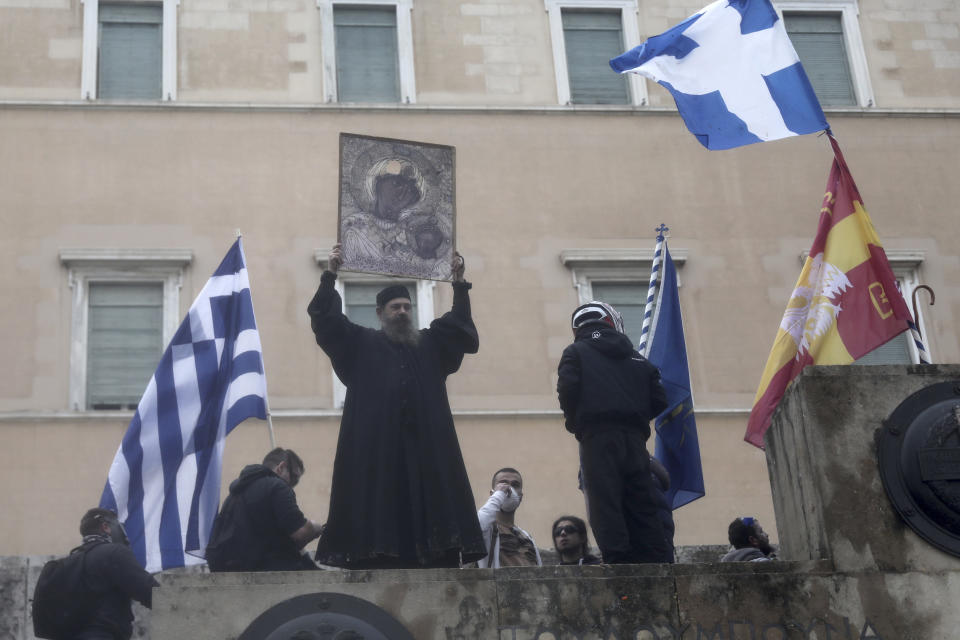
[451,252,465,282]
[329,243,343,273]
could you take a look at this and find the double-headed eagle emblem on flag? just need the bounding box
[780,252,853,359]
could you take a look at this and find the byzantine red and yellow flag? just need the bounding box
[745,135,912,448]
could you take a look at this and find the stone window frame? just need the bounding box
[80,0,179,100]
[317,0,417,104]
[775,0,875,108]
[544,0,647,106]
[872,251,929,363]
[560,247,687,304]
[315,252,436,408]
[60,248,192,411]
[798,249,929,363]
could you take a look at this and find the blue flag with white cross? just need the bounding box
[610,0,828,149]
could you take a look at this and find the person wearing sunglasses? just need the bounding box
[552,516,602,566]
[721,516,776,562]
[206,448,323,572]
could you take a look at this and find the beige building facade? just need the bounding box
[1,0,958,559]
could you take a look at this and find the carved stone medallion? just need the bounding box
[878,381,960,557]
[239,593,415,640]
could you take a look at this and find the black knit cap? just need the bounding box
[376,284,411,308]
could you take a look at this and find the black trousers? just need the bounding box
[580,428,673,564]
[260,550,321,572]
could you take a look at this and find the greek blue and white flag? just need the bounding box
[100,238,268,572]
[610,0,828,150]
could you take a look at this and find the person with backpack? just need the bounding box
[33,508,158,640]
[205,447,323,572]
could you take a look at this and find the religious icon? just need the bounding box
[338,133,456,281]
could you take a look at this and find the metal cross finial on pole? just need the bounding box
[638,224,669,356]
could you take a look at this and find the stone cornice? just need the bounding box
[59,248,193,266]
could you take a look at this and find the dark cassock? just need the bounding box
[307,270,486,568]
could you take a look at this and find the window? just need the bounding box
[343,281,419,329]
[562,10,628,104]
[784,13,854,106]
[318,0,416,104]
[591,282,647,344]
[80,0,178,100]
[776,1,873,107]
[334,6,399,102]
[314,251,435,407]
[61,249,192,411]
[853,321,913,365]
[98,4,162,99]
[854,251,929,365]
[86,283,164,409]
[545,0,646,106]
[561,247,688,348]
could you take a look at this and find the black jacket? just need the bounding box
[557,324,668,440]
[81,539,157,640]
[207,464,308,571]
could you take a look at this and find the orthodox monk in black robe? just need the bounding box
[307,244,485,568]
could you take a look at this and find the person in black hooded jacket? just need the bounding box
[557,301,672,564]
[206,448,323,572]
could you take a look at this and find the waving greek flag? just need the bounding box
[610,0,828,150]
[100,238,269,572]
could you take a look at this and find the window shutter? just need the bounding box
[562,10,629,105]
[591,282,646,346]
[344,282,418,329]
[854,332,913,365]
[334,6,400,103]
[785,13,856,106]
[98,4,162,100]
[86,283,164,409]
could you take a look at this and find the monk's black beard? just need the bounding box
[382,316,420,346]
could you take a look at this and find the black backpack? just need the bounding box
[32,540,106,639]
[205,490,265,572]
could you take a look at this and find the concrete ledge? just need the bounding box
[145,561,957,640]
[1,547,732,640]
[6,555,957,638]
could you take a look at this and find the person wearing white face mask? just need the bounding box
[475,468,542,568]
